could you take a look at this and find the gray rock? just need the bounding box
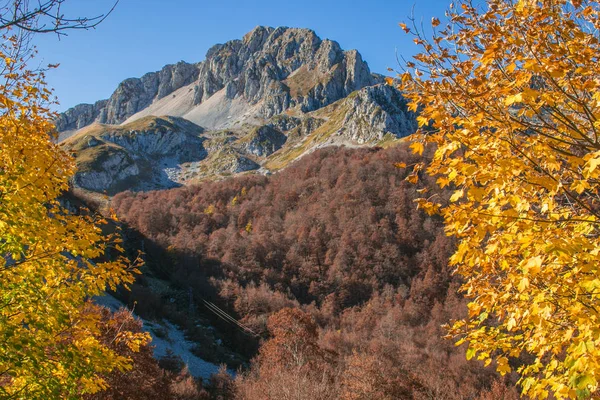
[67,117,207,193]
[267,115,301,132]
[56,26,378,133]
[58,27,419,191]
[211,148,260,174]
[55,100,108,132]
[239,125,287,157]
[86,135,101,148]
[74,151,139,193]
[297,117,324,136]
[203,133,236,153]
[340,84,418,143]
[100,123,206,161]
[57,61,199,130]
[102,62,200,124]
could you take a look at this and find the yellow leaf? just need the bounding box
[497,357,511,375]
[587,155,600,175]
[410,141,424,155]
[406,173,419,184]
[450,189,464,202]
[507,317,517,331]
[399,0,600,395]
[525,256,543,274]
[518,277,530,292]
[416,115,430,127]
[505,93,523,105]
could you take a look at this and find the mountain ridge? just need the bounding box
[56,26,381,133]
[58,26,417,193]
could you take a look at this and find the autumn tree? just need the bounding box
[0,1,148,398]
[339,353,414,400]
[399,0,600,398]
[113,143,516,396]
[257,308,325,372]
[84,305,172,400]
[235,308,338,400]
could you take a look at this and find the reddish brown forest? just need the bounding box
[112,144,520,399]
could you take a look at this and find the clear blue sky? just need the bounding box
[33,0,452,112]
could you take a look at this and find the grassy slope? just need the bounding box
[62,116,204,171]
[62,91,405,184]
[264,92,403,171]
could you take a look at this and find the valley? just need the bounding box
[56,25,516,399]
[5,0,597,397]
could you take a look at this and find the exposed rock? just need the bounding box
[57,26,378,133]
[203,132,237,153]
[267,115,323,136]
[267,114,301,132]
[203,148,260,175]
[86,135,101,147]
[340,84,418,143]
[297,117,325,136]
[57,27,420,192]
[55,100,108,132]
[63,117,207,193]
[189,26,378,122]
[73,147,140,193]
[238,125,287,157]
[57,62,200,129]
[99,117,206,161]
[227,155,260,174]
[101,62,200,125]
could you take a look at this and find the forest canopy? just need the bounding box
[113,144,519,398]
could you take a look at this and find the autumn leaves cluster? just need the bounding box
[400,0,600,398]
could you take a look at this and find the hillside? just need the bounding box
[55,22,516,400]
[109,143,520,399]
[57,26,417,193]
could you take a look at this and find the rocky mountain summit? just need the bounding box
[59,26,417,193]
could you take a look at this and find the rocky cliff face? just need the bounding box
[189,26,377,117]
[99,117,205,160]
[239,125,287,157]
[340,84,418,143]
[56,26,378,132]
[62,116,207,194]
[56,100,108,133]
[73,149,140,193]
[58,26,418,193]
[56,61,200,132]
[102,62,200,125]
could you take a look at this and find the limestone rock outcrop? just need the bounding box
[340,84,418,143]
[57,26,419,193]
[57,27,378,131]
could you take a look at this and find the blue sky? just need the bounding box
[33,0,452,111]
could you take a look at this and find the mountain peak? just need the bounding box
[57,26,417,193]
[56,26,379,133]
[242,25,275,43]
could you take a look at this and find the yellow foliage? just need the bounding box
[399,0,600,398]
[204,204,216,215]
[0,36,147,399]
